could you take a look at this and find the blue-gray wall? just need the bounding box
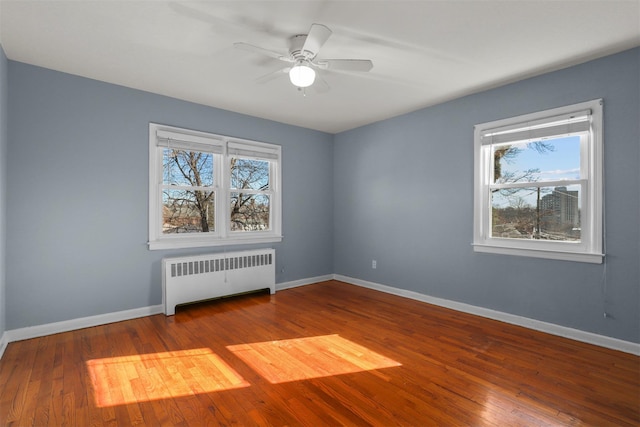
[0,45,7,338]
[6,62,334,329]
[4,48,639,345]
[334,48,640,344]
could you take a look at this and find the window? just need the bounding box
[473,99,603,263]
[149,123,282,250]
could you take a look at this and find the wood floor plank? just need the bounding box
[0,340,39,425]
[0,280,638,426]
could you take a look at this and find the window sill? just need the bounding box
[148,235,283,251]
[472,244,604,264]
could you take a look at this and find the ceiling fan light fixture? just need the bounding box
[289,63,316,88]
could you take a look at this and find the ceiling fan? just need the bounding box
[234,23,374,90]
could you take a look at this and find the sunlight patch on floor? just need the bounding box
[227,334,401,384]
[87,348,249,407]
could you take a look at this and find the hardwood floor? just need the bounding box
[1,280,638,426]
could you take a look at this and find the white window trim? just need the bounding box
[473,99,604,263]
[148,123,282,250]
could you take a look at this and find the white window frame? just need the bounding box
[473,99,604,263]
[148,123,282,250]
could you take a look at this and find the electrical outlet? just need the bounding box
[372,260,377,269]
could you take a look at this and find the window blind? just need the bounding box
[481,110,591,146]
[156,129,224,154]
[228,140,279,160]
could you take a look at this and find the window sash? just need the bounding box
[488,181,585,242]
[161,184,215,192]
[489,179,585,191]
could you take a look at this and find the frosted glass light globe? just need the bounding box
[289,64,316,88]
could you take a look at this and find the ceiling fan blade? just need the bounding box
[234,42,292,62]
[301,24,332,58]
[255,67,290,84]
[315,59,373,72]
[312,76,330,94]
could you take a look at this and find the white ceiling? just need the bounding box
[1,1,639,134]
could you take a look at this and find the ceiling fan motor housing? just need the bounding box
[290,34,314,60]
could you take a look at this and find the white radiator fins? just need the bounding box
[170,253,273,277]
[162,249,275,315]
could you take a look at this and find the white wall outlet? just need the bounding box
[372,260,377,269]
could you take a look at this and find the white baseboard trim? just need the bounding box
[0,275,331,349]
[1,275,637,358]
[276,274,334,291]
[335,274,640,356]
[1,274,330,349]
[0,331,8,360]
[5,304,164,344]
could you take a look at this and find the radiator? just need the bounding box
[162,248,275,315]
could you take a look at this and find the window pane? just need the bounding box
[163,189,215,234]
[230,193,270,231]
[163,149,214,186]
[231,158,270,190]
[491,185,581,241]
[492,135,581,184]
